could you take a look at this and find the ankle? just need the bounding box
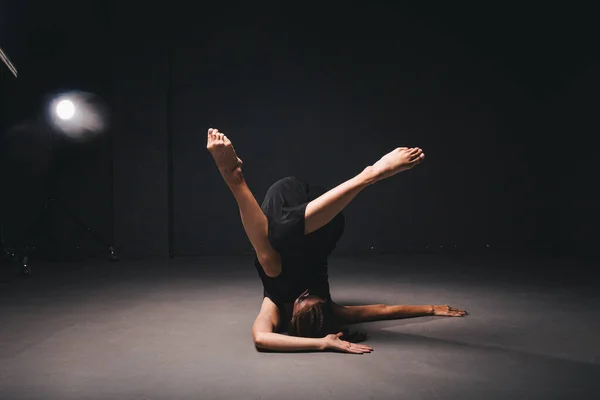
[222,168,245,186]
[359,166,379,186]
[227,177,245,187]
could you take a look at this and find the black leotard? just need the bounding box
[254,176,345,327]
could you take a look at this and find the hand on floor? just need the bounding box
[323,332,373,354]
[432,305,467,317]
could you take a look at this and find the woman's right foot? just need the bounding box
[371,147,425,181]
[206,128,244,185]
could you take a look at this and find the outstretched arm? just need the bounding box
[252,298,372,353]
[332,302,466,325]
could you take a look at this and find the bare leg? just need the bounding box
[304,147,425,234]
[207,128,282,277]
[207,129,424,272]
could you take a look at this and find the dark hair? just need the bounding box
[288,302,335,338]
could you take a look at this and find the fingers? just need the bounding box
[344,343,373,354]
[347,348,372,354]
[356,343,373,351]
[333,334,373,354]
[439,305,467,317]
[448,306,467,315]
[344,340,372,351]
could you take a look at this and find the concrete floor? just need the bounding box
[1,254,598,399]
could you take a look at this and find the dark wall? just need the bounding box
[169,8,535,255]
[1,0,112,260]
[536,62,599,258]
[110,5,170,258]
[2,2,595,260]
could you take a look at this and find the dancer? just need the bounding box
[207,128,466,354]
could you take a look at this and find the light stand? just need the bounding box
[11,104,118,275]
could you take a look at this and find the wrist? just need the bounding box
[428,305,435,316]
[318,337,329,351]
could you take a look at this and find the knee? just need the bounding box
[257,252,281,277]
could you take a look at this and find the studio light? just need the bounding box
[3,89,117,269]
[55,99,75,120]
[49,91,108,140]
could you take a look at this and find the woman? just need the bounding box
[206,128,466,354]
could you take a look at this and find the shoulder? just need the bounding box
[259,296,282,328]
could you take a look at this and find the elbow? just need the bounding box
[253,332,269,351]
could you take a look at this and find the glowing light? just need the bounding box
[49,92,108,140]
[56,100,76,120]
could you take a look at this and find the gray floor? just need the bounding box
[1,254,598,399]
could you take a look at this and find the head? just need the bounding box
[288,289,336,338]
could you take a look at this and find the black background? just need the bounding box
[1,1,597,261]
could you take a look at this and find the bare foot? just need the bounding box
[206,128,244,185]
[371,147,425,181]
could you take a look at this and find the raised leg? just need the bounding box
[207,128,282,277]
[207,129,426,274]
[304,147,425,234]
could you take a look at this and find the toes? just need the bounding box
[409,149,422,161]
[208,128,219,142]
[409,153,425,166]
[209,130,227,144]
[207,128,228,150]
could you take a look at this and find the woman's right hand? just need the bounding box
[322,332,373,354]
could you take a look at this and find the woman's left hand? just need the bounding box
[432,305,467,317]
